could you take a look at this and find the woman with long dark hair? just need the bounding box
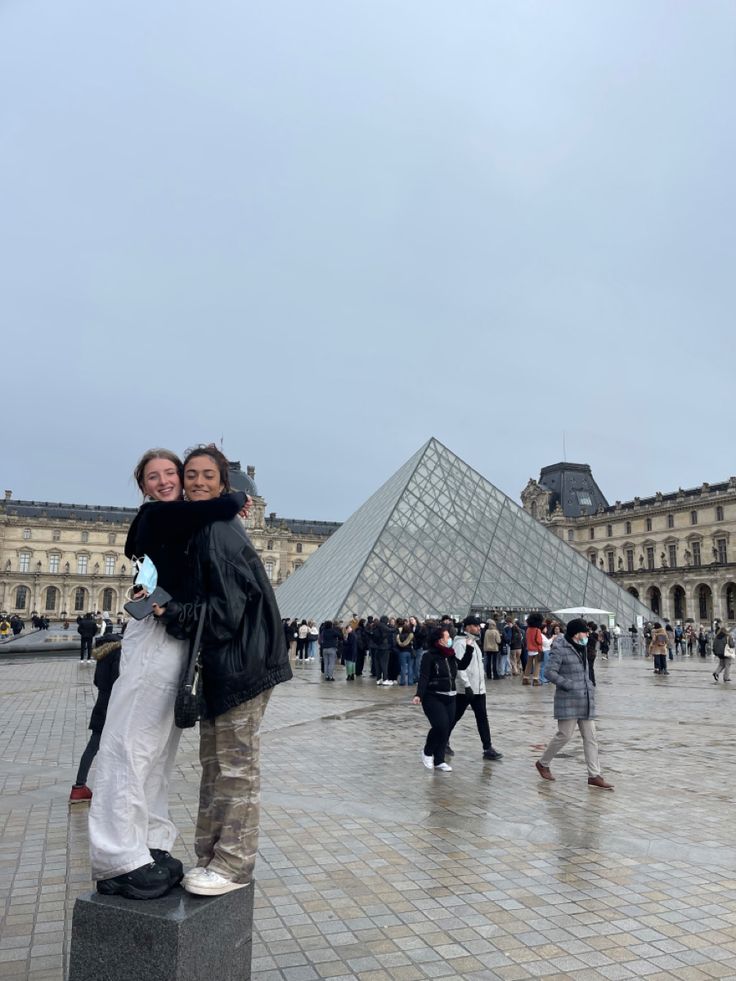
[411,626,472,772]
[170,445,292,897]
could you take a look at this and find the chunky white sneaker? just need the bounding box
[422,753,434,770]
[182,866,210,887]
[182,868,247,896]
[435,762,452,772]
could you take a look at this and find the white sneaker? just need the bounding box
[182,868,247,896]
[422,752,434,770]
[182,866,210,887]
[435,762,452,772]
[377,679,384,685]
[384,680,394,686]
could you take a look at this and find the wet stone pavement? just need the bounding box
[1,651,736,980]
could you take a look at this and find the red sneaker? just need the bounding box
[69,784,93,803]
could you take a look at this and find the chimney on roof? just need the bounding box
[247,465,256,478]
[3,490,10,501]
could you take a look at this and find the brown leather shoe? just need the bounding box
[535,760,554,781]
[587,775,614,790]
[522,678,530,685]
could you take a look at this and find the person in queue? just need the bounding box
[165,445,292,897]
[88,449,249,900]
[411,625,473,772]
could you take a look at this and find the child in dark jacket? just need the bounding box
[69,638,122,803]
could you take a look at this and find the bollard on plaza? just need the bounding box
[68,883,254,981]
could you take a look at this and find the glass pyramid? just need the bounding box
[275,438,653,626]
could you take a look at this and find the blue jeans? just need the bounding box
[539,649,550,684]
[399,650,415,686]
[414,649,425,679]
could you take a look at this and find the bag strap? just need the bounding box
[182,600,208,690]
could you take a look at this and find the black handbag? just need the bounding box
[174,600,207,729]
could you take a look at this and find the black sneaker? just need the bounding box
[96,861,172,900]
[483,748,504,761]
[150,849,184,886]
[445,745,455,758]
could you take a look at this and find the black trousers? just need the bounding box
[374,650,389,681]
[422,693,456,765]
[296,637,308,660]
[79,637,93,660]
[355,649,366,676]
[450,692,492,750]
[587,651,596,685]
[75,730,101,785]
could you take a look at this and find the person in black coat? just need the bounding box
[411,626,473,771]
[77,613,98,662]
[69,638,122,803]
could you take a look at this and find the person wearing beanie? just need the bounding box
[535,618,614,790]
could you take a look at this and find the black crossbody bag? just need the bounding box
[174,600,207,729]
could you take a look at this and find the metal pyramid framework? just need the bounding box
[275,438,653,625]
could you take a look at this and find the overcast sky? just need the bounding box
[2,1,733,521]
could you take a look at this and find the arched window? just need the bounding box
[102,588,115,612]
[73,587,87,612]
[296,542,303,553]
[23,528,31,540]
[19,551,31,573]
[15,585,29,610]
[45,586,59,611]
[264,560,274,581]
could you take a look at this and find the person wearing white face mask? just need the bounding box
[534,618,614,790]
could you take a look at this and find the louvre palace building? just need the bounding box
[522,463,736,625]
[0,462,339,618]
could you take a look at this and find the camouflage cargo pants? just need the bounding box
[195,688,272,883]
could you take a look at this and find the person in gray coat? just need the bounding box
[535,618,614,790]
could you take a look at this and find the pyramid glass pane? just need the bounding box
[275,438,655,626]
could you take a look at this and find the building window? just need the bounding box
[690,510,698,525]
[607,552,615,574]
[264,560,274,581]
[606,525,612,538]
[108,533,116,545]
[73,587,87,611]
[15,585,29,610]
[267,540,273,551]
[19,551,31,573]
[49,554,60,574]
[667,514,674,529]
[626,548,634,573]
[646,517,652,532]
[668,544,677,568]
[45,586,59,611]
[81,531,89,543]
[102,588,115,612]
[296,542,303,553]
[104,556,116,576]
[77,556,89,575]
[23,528,31,540]
[716,505,724,522]
[692,541,702,567]
[52,529,61,542]
[716,538,728,564]
[567,529,574,542]
[646,546,655,571]
[294,560,303,571]
[589,552,597,565]
[625,521,632,535]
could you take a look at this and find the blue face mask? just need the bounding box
[577,635,589,647]
[133,555,158,596]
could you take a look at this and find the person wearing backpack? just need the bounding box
[712,626,734,682]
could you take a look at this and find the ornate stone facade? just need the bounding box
[522,464,736,625]
[0,465,339,618]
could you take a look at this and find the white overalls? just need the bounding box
[88,616,187,879]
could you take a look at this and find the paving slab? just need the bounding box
[1,653,735,979]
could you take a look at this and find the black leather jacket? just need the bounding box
[191,518,292,718]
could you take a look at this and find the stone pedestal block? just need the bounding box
[68,883,253,981]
